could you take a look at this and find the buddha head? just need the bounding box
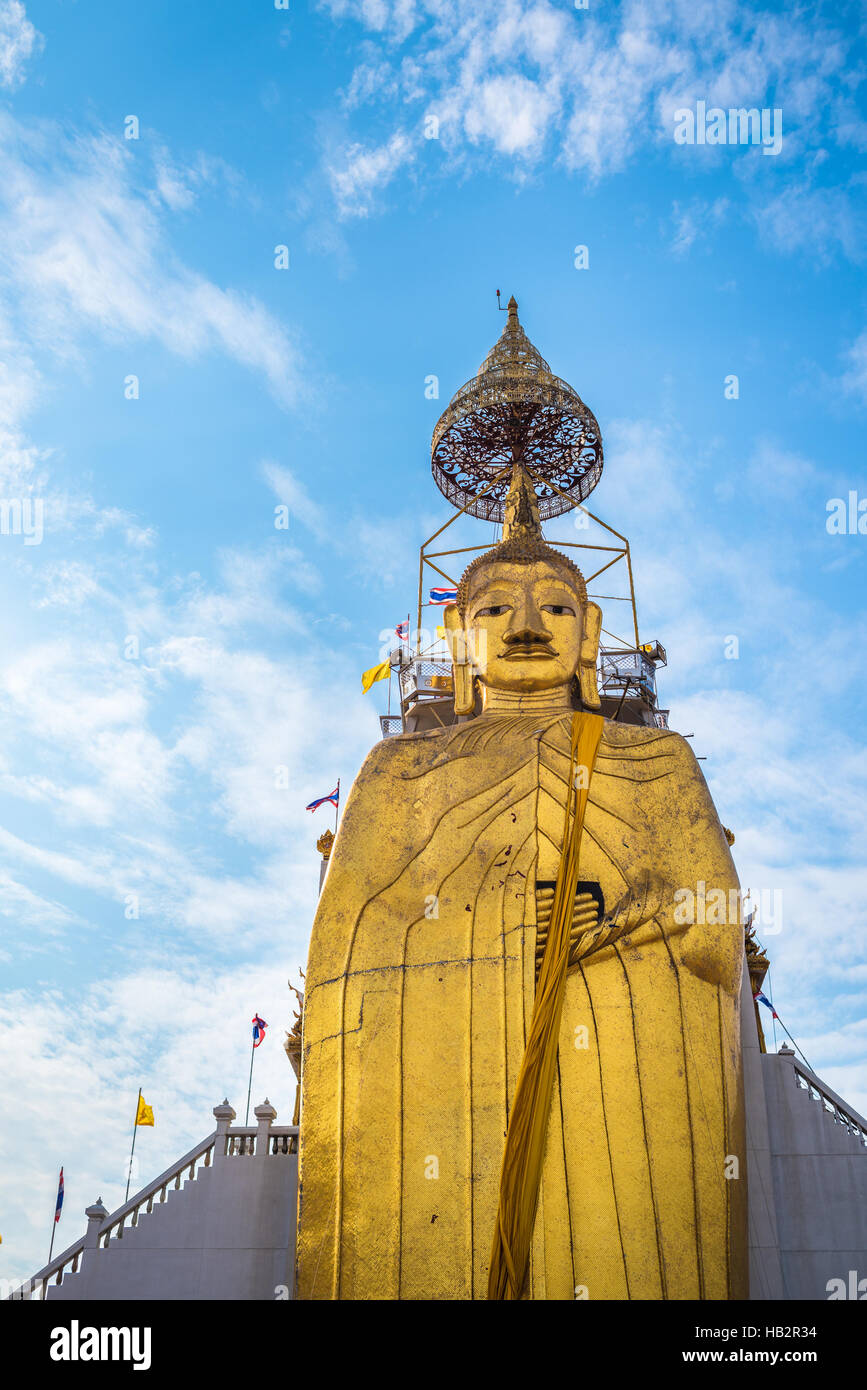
[443,465,602,713]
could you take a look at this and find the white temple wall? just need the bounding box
[47,1151,297,1302]
[762,1053,867,1301]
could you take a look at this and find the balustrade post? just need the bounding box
[213,1099,236,1162]
[254,1099,277,1159]
[84,1199,108,1250]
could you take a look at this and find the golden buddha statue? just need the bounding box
[296,307,747,1301]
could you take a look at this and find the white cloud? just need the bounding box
[153,159,197,212]
[743,439,818,492]
[0,427,159,548]
[0,115,302,409]
[151,149,246,213]
[0,437,380,963]
[326,130,414,217]
[261,461,329,540]
[34,561,102,610]
[0,432,380,1280]
[162,630,374,851]
[0,866,79,931]
[0,427,159,558]
[342,57,400,110]
[317,0,861,234]
[841,330,867,404]
[752,180,866,264]
[0,308,40,426]
[464,74,558,157]
[2,641,150,740]
[670,196,729,255]
[0,0,40,90]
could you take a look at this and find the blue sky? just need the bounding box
[1,0,866,1285]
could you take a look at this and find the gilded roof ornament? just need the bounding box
[431,296,603,522]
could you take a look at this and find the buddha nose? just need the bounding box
[504,598,553,647]
[503,626,553,648]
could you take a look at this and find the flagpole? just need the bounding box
[334,778,340,835]
[755,989,815,1073]
[245,1041,255,1126]
[48,1172,59,1265]
[124,1088,142,1203]
[773,1011,815,1073]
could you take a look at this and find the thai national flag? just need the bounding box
[753,990,778,1019]
[55,1168,64,1223]
[395,620,409,641]
[252,1015,268,1047]
[429,588,457,605]
[306,786,339,812]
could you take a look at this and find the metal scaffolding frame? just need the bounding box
[416,461,640,654]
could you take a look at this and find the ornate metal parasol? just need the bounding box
[431,296,603,522]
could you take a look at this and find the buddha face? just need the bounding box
[464,559,586,694]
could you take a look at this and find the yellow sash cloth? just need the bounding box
[488,710,604,1300]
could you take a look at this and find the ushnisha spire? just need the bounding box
[431,294,603,524]
[501,461,543,546]
[455,457,588,618]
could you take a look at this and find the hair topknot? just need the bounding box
[456,539,587,619]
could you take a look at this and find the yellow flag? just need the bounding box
[135,1094,155,1127]
[361,658,390,693]
[436,625,446,639]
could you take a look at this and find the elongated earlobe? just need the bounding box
[578,602,602,710]
[443,605,477,715]
[452,666,477,715]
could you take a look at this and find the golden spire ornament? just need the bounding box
[431,296,603,521]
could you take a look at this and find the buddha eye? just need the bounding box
[542,604,575,616]
[476,604,508,617]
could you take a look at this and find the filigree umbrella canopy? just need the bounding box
[431,297,603,522]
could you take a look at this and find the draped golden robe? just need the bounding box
[296,713,747,1300]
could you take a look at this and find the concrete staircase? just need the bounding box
[14,1099,298,1302]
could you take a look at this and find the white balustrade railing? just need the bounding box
[790,1057,867,1147]
[7,1099,298,1301]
